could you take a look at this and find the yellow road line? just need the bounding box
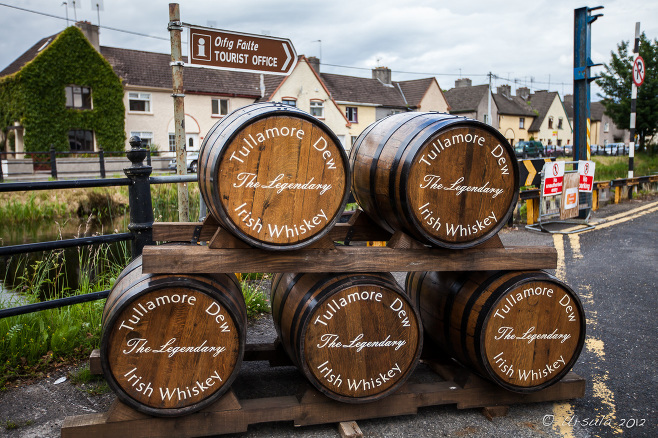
[591,200,658,224]
[569,233,583,259]
[552,234,566,281]
[560,202,658,234]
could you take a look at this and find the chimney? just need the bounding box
[497,84,511,98]
[372,66,392,85]
[307,56,320,73]
[517,87,530,101]
[76,21,100,52]
[455,78,472,88]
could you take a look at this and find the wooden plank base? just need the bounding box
[142,243,557,274]
[70,346,585,438]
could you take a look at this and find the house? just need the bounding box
[526,90,572,147]
[493,85,537,146]
[443,78,498,128]
[267,56,352,146]
[0,24,125,154]
[303,57,449,148]
[563,95,629,146]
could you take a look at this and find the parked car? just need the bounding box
[589,144,599,155]
[603,143,627,156]
[168,152,199,173]
[514,140,544,158]
[564,145,573,156]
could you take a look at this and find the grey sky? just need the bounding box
[1,0,656,100]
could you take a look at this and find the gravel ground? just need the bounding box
[0,193,655,438]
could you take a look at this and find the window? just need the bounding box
[130,131,153,147]
[558,117,563,129]
[604,122,610,133]
[346,107,358,123]
[169,134,176,152]
[310,100,324,118]
[282,98,297,107]
[68,130,94,151]
[211,98,229,116]
[351,136,358,147]
[548,116,554,129]
[65,86,92,109]
[519,118,525,129]
[128,92,151,112]
[557,139,562,146]
[483,114,489,124]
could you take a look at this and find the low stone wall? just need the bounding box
[2,156,172,177]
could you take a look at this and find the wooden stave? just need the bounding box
[350,112,519,249]
[198,102,351,250]
[100,259,246,417]
[405,270,586,393]
[271,272,423,403]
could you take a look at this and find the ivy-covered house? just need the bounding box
[0,25,125,154]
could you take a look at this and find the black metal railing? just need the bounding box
[0,136,196,319]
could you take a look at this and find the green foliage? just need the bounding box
[0,243,130,388]
[241,278,271,317]
[0,26,125,152]
[591,152,658,181]
[597,33,658,149]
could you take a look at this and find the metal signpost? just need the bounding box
[629,22,643,178]
[166,3,298,222]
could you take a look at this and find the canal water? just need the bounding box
[0,215,130,304]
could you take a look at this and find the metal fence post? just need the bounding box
[0,151,4,182]
[99,147,106,178]
[124,136,154,259]
[50,146,58,180]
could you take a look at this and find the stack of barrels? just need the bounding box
[101,103,585,416]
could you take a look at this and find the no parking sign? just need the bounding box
[578,160,596,192]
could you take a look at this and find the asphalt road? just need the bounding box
[0,196,656,438]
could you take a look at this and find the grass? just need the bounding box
[68,365,111,395]
[0,241,130,389]
[241,277,271,317]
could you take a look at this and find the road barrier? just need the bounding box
[522,174,658,225]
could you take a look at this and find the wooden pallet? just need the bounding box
[142,211,557,274]
[63,214,573,437]
[65,343,585,438]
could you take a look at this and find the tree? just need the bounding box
[597,33,658,150]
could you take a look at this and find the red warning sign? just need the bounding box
[578,160,596,192]
[543,161,565,196]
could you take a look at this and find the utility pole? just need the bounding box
[168,3,189,221]
[487,72,493,126]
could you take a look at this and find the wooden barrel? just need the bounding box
[198,102,350,250]
[405,270,585,392]
[271,272,422,403]
[100,256,246,417]
[350,112,519,248]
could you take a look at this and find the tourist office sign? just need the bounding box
[187,25,297,75]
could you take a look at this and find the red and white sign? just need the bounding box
[543,161,565,196]
[578,160,596,192]
[633,56,645,87]
[187,26,297,75]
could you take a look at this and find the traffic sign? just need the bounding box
[578,160,596,192]
[633,55,645,87]
[187,26,297,75]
